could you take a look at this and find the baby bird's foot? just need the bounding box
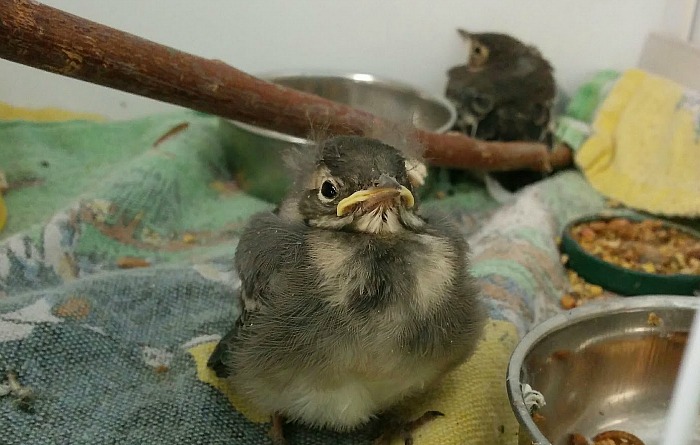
[373,410,444,445]
[268,413,288,445]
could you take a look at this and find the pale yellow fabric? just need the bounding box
[189,341,271,424]
[189,319,520,445]
[0,195,5,232]
[0,101,104,122]
[575,69,700,216]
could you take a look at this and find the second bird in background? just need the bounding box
[445,29,557,192]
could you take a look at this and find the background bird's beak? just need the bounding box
[336,175,414,217]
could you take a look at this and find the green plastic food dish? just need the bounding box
[561,214,700,296]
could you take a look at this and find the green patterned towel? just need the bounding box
[0,109,605,444]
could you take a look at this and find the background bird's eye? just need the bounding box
[319,180,338,201]
[469,44,489,66]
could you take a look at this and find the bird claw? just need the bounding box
[373,410,444,445]
[268,413,288,445]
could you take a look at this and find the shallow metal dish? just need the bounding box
[219,72,456,203]
[233,71,456,136]
[507,296,700,445]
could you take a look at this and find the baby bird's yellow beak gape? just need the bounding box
[336,174,415,217]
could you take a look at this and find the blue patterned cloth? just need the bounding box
[0,110,606,444]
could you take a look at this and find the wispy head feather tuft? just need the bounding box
[282,107,426,187]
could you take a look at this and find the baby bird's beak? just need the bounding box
[336,174,414,217]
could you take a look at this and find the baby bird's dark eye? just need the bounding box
[319,180,338,201]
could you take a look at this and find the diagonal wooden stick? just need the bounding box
[0,0,572,172]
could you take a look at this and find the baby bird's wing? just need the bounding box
[234,211,307,306]
[207,319,240,378]
[207,211,307,377]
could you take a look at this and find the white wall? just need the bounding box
[0,0,668,119]
[693,1,700,44]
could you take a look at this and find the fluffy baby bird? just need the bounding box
[446,29,555,142]
[208,134,485,444]
[444,29,557,193]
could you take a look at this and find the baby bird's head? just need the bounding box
[457,29,546,72]
[287,135,426,234]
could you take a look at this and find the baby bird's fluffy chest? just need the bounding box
[232,227,478,431]
[263,230,464,429]
[307,230,457,316]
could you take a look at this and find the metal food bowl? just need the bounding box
[507,296,700,445]
[218,72,456,203]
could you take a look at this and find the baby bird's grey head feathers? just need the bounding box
[457,29,548,74]
[284,135,426,234]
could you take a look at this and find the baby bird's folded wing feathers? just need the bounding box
[208,212,307,376]
[234,211,307,307]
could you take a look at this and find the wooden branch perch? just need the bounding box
[0,0,572,172]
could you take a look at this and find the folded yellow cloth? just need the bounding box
[0,194,5,232]
[190,319,520,445]
[575,69,700,216]
[0,100,104,122]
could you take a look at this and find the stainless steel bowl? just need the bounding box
[219,72,456,203]
[507,296,700,445]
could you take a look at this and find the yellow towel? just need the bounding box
[0,194,5,232]
[575,69,700,216]
[0,100,104,122]
[189,319,520,445]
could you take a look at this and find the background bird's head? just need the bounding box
[284,135,426,234]
[457,29,544,72]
